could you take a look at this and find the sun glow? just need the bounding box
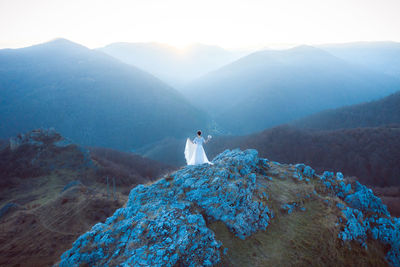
[0,0,400,49]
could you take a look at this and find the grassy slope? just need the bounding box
[211,162,388,266]
[0,136,173,266]
[0,167,126,267]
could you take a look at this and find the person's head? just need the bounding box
[197,130,202,136]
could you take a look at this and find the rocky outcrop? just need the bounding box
[60,149,273,266]
[9,128,64,150]
[318,169,399,266]
[59,149,400,266]
[1,129,94,179]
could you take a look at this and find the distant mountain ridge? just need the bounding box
[98,42,248,87]
[320,41,400,78]
[292,90,400,130]
[0,38,210,150]
[183,45,400,134]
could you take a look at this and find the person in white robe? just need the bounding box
[184,130,212,165]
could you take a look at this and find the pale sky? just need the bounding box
[0,0,399,50]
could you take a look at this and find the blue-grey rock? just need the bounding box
[60,149,273,266]
[339,207,368,247]
[344,182,389,216]
[295,163,315,180]
[281,202,305,214]
[371,217,400,266]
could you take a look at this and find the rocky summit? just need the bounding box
[2,128,94,178]
[59,149,400,266]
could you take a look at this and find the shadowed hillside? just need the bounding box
[292,91,400,130]
[89,147,174,194]
[0,39,210,150]
[210,125,400,187]
[0,129,172,266]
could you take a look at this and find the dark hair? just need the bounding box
[197,130,202,136]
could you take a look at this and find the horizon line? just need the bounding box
[1,37,399,52]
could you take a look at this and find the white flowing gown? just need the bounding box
[184,136,212,165]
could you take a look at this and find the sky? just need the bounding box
[0,0,400,50]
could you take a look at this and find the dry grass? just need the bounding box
[210,163,389,267]
[0,140,176,266]
[0,167,128,267]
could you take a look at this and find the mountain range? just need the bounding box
[98,42,247,88]
[182,45,400,134]
[0,38,210,150]
[2,39,400,148]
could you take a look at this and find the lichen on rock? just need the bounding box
[319,170,399,266]
[60,149,274,266]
